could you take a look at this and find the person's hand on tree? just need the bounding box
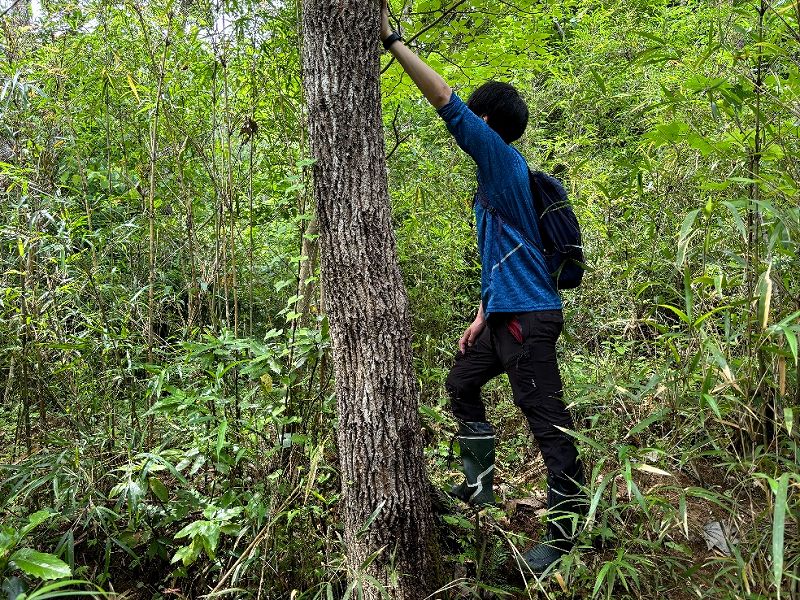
[458,316,486,354]
[381,0,392,40]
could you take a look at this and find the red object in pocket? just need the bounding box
[507,317,523,344]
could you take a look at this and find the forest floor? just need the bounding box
[435,450,750,599]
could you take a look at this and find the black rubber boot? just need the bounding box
[449,421,496,507]
[522,465,587,573]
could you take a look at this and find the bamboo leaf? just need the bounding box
[776,326,798,365]
[634,464,673,477]
[772,473,789,596]
[676,209,700,267]
[216,418,228,460]
[694,305,734,327]
[658,304,690,325]
[760,263,773,330]
[126,73,141,103]
[554,426,607,452]
[356,500,386,537]
[586,473,612,525]
[627,408,669,438]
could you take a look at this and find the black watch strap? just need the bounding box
[382,31,402,50]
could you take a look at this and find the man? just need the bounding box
[380,3,586,574]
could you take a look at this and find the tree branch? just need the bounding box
[0,0,23,19]
[381,0,470,74]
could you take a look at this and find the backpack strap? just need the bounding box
[474,185,542,256]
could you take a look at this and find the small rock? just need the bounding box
[506,497,546,515]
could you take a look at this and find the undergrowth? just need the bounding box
[1,0,799,597]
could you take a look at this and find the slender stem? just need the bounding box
[146,13,173,438]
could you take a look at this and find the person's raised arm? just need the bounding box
[381,1,451,109]
[380,1,516,182]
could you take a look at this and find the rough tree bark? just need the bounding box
[301,2,440,598]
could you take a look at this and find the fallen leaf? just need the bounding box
[703,521,738,556]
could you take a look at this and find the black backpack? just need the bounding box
[476,169,585,290]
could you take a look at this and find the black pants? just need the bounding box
[445,310,581,482]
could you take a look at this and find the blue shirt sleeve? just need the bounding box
[436,92,520,186]
[436,91,536,236]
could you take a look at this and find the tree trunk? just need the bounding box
[301,3,440,598]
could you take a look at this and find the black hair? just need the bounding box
[467,81,529,144]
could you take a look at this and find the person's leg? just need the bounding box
[493,311,580,476]
[445,323,504,423]
[445,324,504,505]
[493,311,586,570]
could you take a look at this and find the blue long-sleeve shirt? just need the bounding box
[437,92,562,319]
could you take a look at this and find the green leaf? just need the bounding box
[686,132,714,156]
[19,510,55,539]
[125,72,140,103]
[772,473,789,595]
[593,560,613,599]
[702,393,722,419]
[586,473,612,526]
[627,408,669,438]
[216,418,228,460]
[148,477,169,502]
[175,520,205,540]
[10,548,71,580]
[418,404,444,423]
[356,499,386,537]
[658,304,690,325]
[721,200,748,241]
[675,209,700,267]
[171,539,201,567]
[777,326,798,365]
[18,579,105,600]
[632,30,666,45]
[694,305,734,327]
[554,426,607,452]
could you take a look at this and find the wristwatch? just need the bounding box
[382,31,402,50]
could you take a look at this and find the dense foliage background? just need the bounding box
[1,0,798,597]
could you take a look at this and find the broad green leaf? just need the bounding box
[175,520,206,540]
[171,539,201,566]
[148,477,169,503]
[10,548,71,580]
